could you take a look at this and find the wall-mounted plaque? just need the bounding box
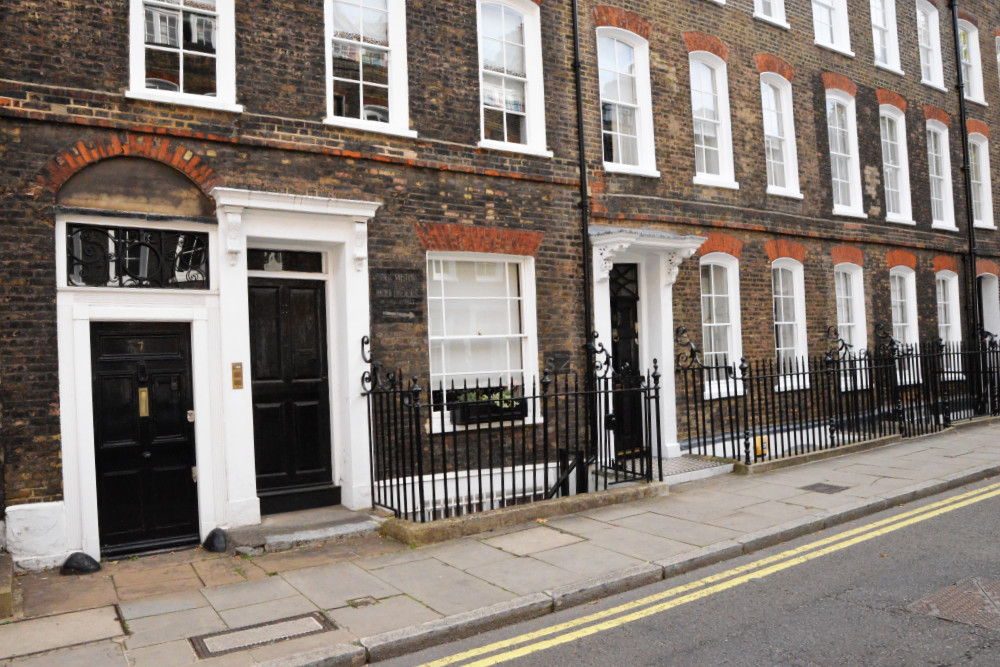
[371,269,424,323]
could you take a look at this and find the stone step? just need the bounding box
[225,506,383,556]
[0,551,13,619]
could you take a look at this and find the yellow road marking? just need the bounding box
[452,485,1000,666]
[422,480,1000,667]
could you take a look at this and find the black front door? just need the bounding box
[249,278,338,514]
[609,264,644,458]
[91,322,199,556]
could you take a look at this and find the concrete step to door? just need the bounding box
[0,552,13,619]
[226,506,383,556]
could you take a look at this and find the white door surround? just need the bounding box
[590,226,705,460]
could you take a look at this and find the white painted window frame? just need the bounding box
[597,27,658,178]
[958,21,987,106]
[834,262,868,355]
[826,89,866,218]
[979,272,1000,336]
[916,0,946,90]
[699,252,743,399]
[926,120,956,230]
[879,105,914,224]
[689,51,739,191]
[935,270,962,344]
[812,0,854,57]
[760,72,801,199]
[323,0,416,138]
[890,266,919,345]
[969,133,995,229]
[870,0,903,74]
[754,0,789,30]
[476,0,550,157]
[771,257,809,391]
[127,0,242,112]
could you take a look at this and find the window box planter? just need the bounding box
[449,391,529,425]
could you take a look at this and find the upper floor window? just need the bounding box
[128,0,241,112]
[926,120,955,229]
[870,0,901,71]
[598,28,658,176]
[772,258,809,374]
[826,91,864,217]
[700,253,742,392]
[477,0,549,156]
[969,133,995,229]
[812,0,852,55]
[916,0,944,89]
[760,74,800,198]
[958,21,986,105]
[879,106,913,224]
[835,263,867,354]
[690,53,738,189]
[325,0,414,137]
[754,0,788,28]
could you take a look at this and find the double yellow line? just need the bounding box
[423,479,1000,667]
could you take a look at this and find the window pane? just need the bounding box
[333,80,361,118]
[145,49,180,92]
[184,55,216,96]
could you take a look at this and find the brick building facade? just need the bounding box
[1,0,998,568]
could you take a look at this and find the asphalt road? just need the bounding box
[389,478,1000,666]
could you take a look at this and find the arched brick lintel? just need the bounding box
[924,105,951,126]
[933,255,960,275]
[755,54,794,81]
[968,119,990,138]
[697,232,743,259]
[822,72,857,98]
[957,10,978,27]
[831,245,864,267]
[414,222,544,257]
[765,239,807,263]
[887,249,917,270]
[37,133,219,198]
[876,89,907,113]
[682,32,729,62]
[977,259,1000,276]
[591,6,651,40]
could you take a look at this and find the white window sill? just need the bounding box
[428,413,543,435]
[832,206,868,219]
[815,41,855,58]
[323,116,418,138]
[921,80,948,93]
[767,186,804,200]
[125,89,244,113]
[973,222,997,230]
[702,0,725,5]
[753,13,790,30]
[703,381,744,401]
[941,371,966,383]
[886,215,916,225]
[965,96,989,107]
[774,376,810,393]
[875,63,905,77]
[604,162,661,178]
[693,174,740,190]
[477,139,553,158]
[931,222,959,232]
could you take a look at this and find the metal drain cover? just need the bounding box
[800,483,849,494]
[908,577,1000,631]
[190,612,337,658]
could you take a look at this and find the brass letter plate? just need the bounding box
[232,362,244,390]
[138,387,150,417]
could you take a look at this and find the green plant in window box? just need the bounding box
[450,387,529,425]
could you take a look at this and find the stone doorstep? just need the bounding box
[0,552,12,619]
[226,507,384,556]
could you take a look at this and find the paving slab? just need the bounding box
[126,639,199,667]
[194,557,249,588]
[114,563,203,601]
[248,544,357,573]
[282,561,401,609]
[202,575,300,612]
[8,640,128,666]
[371,558,515,616]
[125,606,226,649]
[17,572,118,618]
[247,627,357,663]
[119,589,210,621]
[421,539,515,570]
[529,541,646,577]
[465,556,581,596]
[482,526,584,555]
[327,594,442,637]
[218,594,318,629]
[612,512,742,547]
[580,525,692,561]
[0,607,123,660]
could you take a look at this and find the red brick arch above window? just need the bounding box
[967,119,990,138]
[958,10,978,27]
[831,246,864,267]
[886,249,917,270]
[414,222,544,257]
[977,259,1000,277]
[697,232,743,259]
[933,255,960,274]
[822,72,857,98]
[755,54,794,81]
[924,105,951,126]
[682,32,729,62]
[37,133,219,197]
[765,239,806,263]
[876,89,907,113]
[591,6,651,40]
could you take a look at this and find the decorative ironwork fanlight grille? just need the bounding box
[66,224,209,289]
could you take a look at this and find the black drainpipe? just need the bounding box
[571,0,595,380]
[948,0,981,340]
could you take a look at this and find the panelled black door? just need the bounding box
[91,322,199,556]
[249,278,338,514]
[609,264,644,458]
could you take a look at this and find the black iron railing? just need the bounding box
[363,336,663,522]
[676,325,1000,465]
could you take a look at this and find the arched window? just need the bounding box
[834,262,867,354]
[689,51,738,189]
[878,104,913,224]
[597,27,658,176]
[958,20,985,104]
[969,133,994,228]
[699,252,742,392]
[889,266,918,345]
[825,89,864,217]
[870,0,901,72]
[926,120,955,229]
[771,258,808,372]
[760,72,800,198]
[916,0,945,89]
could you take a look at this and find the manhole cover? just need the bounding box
[800,483,849,494]
[908,577,1000,631]
[190,612,337,658]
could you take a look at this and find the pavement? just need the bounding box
[3,419,1000,666]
